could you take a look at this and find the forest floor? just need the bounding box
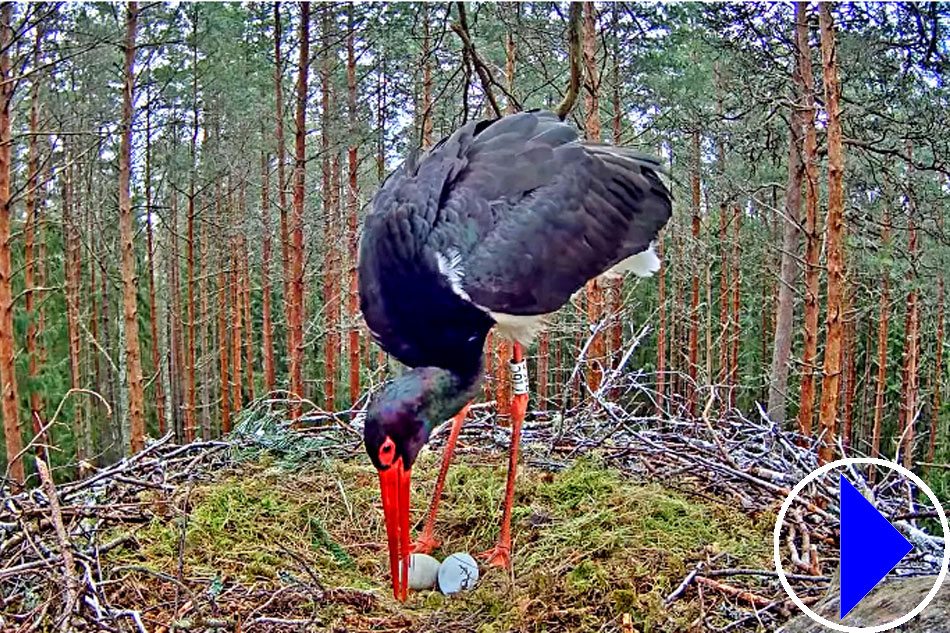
[2,401,945,632]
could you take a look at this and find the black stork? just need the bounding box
[358,109,672,600]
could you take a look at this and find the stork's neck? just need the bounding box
[421,364,482,432]
[390,362,482,434]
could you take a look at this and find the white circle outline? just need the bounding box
[773,457,950,632]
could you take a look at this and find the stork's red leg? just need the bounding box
[410,401,471,554]
[478,342,528,568]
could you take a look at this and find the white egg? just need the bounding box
[401,553,441,590]
[438,552,479,594]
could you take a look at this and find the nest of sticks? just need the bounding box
[1,389,945,632]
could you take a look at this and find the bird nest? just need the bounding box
[1,399,945,632]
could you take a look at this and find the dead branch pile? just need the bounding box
[431,372,947,631]
[1,389,945,632]
[0,404,374,633]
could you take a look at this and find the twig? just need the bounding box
[36,459,81,632]
[694,576,774,609]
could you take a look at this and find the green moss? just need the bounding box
[105,452,773,632]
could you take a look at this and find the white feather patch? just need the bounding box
[436,249,471,301]
[487,311,550,346]
[602,242,661,279]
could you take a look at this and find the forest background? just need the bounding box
[0,1,947,502]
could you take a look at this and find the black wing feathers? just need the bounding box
[358,110,671,368]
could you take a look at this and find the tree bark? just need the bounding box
[144,93,166,436]
[25,22,44,438]
[716,64,731,392]
[657,233,667,415]
[899,142,920,468]
[167,189,184,437]
[583,1,605,395]
[729,203,741,409]
[606,5,623,391]
[815,2,846,465]
[346,7,361,407]
[797,2,821,440]
[62,156,85,464]
[199,202,211,439]
[241,234,255,402]
[230,227,243,413]
[119,3,146,454]
[322,7,338,412]
[216,179,231,434]
[931,207,945,462]
[688,130,701,416]
[422,4,433,146]
[274,3,291,380]
[842,284,857,451]
[288,1,309,413]
[260,141,276,391]
[0,2,22,482]
[768,6,805,424]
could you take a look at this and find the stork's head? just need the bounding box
[363,368,441,602]
[363,366,480,600]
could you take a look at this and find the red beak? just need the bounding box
[378,458,411,601]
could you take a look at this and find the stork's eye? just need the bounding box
[378,437,397,466]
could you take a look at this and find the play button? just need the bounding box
[773,457,950,632]
[839,474,913,618]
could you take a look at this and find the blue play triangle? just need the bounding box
[839,474,913,619]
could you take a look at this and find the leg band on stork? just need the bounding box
[478,341,528,568]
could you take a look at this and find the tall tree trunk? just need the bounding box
[274,3,291,379]
[656,233,667,415]
[144,94,166,435]
[375,62,388,372]
[900,143,920,468]
[538,332,549,406]
[199,207,211,439]
[931,208,945,462]
[119,2,146,454]
[242,234,255,401]
[670,225,681,402]
[422,3,433,146]
[238,181,255,403]
[322,7,338,411]
[797,2,821,439]
[63,157,84,463]
[815,2,846,465]
[0,3,22,483]
[185,196,197,441]
[688,130,701,416]
[260,141,276,390]
[184,23,200,442]
[716,64,731,391]
[167,189,185,437]
[729,203,741,408]
[346,8,361,407]
[842,285,857,451]
[605,5,623,389]
[485,330,495,402]
[496,338,511,419]
[230,226,243,413]
[289,1,309,413]
[583,1,605,395]
[25,22,44,439]
[216,180,231,434]
[768,7,805,423]
[534,20,549,408]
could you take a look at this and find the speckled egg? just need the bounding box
[438,552,479,594]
